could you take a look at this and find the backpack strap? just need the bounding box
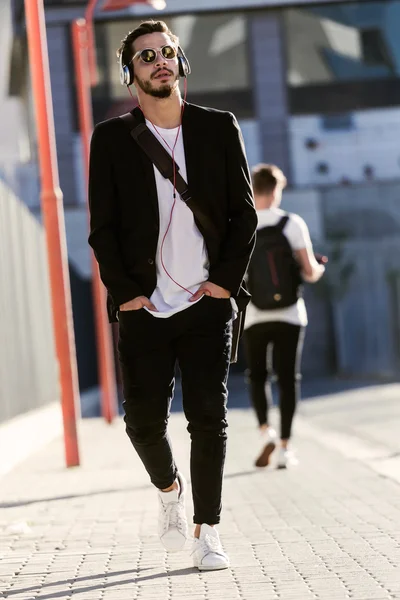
[277,215,290,232]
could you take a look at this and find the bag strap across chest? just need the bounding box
[119,112,218,239]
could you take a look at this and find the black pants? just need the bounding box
[118,296,233,525]
[243,322,304,440]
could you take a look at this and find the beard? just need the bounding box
[135,72,179,99]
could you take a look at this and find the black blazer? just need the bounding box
[88,102,257,322]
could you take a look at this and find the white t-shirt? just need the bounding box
[244,208,313,329]
[145,121,209,318]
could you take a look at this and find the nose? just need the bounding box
[155,50,168,67]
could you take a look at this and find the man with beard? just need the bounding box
[88,20,257,570]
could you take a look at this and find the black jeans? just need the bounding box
[243,322,304,440]
[118,296,233,525]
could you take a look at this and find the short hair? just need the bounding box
[116,20,179,67]
[251,164,287,195]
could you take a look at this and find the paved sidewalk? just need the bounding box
[1,389,400,600]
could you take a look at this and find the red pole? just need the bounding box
[72,19,118,424]
[25,0,80,466]
[84,0,99,86]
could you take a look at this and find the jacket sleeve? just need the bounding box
[208,113,257,296]
[88,124,143,307]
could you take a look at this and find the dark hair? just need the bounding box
[117,20,179,66]
[251,163,287,195]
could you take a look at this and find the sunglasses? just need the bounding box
[132,45,178,64]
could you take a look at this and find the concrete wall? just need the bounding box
[248,12,291,179]
[332,238,400,378]
[0,175,59,424]
[290,108,400,187]
[321,180,400,237]
[287,180,400,378]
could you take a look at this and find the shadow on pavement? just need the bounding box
[3,470,277,509]
[0,483,153,509]
[7,567,197,598]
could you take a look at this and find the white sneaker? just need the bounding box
[255,427,277,467]
[191,524,230,571]
[158,471,188,552]
[276,447,298,469]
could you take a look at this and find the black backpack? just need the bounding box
[247,214,303,310]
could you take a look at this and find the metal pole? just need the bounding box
[84,0,99,86]
[72,19,118,424]
[24,0,80,466]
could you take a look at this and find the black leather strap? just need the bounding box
[119,112,218,238]
[277,215,290,231]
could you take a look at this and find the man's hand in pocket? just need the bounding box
[189,282,231,302]
[120,296,158,311]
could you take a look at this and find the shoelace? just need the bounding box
[194,533,224,557]
[162,501,186,534]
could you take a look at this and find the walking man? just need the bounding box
[88,20,256,570]
[244,164,325,469]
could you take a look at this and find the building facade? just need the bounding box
[39,0,400,199]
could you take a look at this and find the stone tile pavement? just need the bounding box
[1,393,400,600]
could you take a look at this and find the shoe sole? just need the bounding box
[197,562,230,571]
[255,442,276,467]
[277,460,298,469]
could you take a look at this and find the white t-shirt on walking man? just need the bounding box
[145,121,209,318]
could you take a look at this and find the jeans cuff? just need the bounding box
[153,468,178,491]
[193,515,220,525]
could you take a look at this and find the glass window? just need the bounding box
[284,1,400,114]
[322,113,354,130]
[285,2,400,87]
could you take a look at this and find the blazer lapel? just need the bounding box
[130,106,159,225]
[182,103,204,204]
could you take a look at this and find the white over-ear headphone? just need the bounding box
[119,52,131,86]
[119,46,191,87]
